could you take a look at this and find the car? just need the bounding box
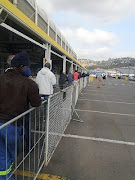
[129,76,135,81]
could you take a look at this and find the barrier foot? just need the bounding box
[72,109,84,123]
[80,92,84,97]
[72,119,84,123]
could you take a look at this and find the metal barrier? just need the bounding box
[46,86,72,165]
[0,103,46,180]
[0,77,88,179]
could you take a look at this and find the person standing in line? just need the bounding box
[5,54,32,153]
[59,70,68,89]
[0,51,41,180]
[36,62,56,100]
[77,71,82,79]
[73,70,79,85]
[5,54,15,72]
[36,62,56,124]
[68,71,73,86]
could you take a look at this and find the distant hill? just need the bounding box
[78,57,135,70]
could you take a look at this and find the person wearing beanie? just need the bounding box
[0,51,41,180]
[11,51,31,77]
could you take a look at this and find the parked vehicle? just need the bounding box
[129,76,135,81]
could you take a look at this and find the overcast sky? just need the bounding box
[37,0,135,61]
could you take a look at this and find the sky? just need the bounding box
[37,0,135,61]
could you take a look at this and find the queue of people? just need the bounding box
[59,70,88,89]
[0,51,87,179]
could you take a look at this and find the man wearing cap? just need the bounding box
[0,51,41,179]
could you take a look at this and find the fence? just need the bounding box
[0,76,88,180]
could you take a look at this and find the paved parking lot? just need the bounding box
[41,78,135,180]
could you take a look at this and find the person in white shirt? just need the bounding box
[36,62,56,100]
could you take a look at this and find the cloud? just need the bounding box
[36,0,135,61]
[76,47,112,60]
[76,48,135,60]
[61,28,120,47]
[37,0,135,23]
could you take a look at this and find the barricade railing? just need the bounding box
[0,101,47,180]
[0,76,88,179]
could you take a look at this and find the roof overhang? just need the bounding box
[0,0,87,70]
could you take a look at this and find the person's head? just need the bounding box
[7,55,15,67]
[45,62,51,69]
[11,51,31,77]
[75,70,78,72]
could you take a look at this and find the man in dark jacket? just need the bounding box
[0,51,41,180]
[59,70,68,89]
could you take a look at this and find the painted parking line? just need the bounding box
[81,93,127,97]
[83,90,123,93]
[63,134,135,146]
[75,109,135,117]
[78,99,135,105]
[14,170,69,180]
[31,131,135,147]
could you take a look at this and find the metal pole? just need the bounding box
[45,98,50,166]
[13,0,17,6]
[35,0,38,25]
[62,55,66,73]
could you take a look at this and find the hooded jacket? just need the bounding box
[36,67,56,95]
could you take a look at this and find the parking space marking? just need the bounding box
[75,109,135,117]
[31,131,135,146]
[14,170,69,180]
[83,89,122,93]
[81,93,126,97]
[78,99,135,105]
[83,89,103,92]
[63,134,135,146]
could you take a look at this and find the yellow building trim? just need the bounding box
[0,0,86,70]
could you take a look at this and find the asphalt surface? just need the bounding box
[41,78,135,180]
